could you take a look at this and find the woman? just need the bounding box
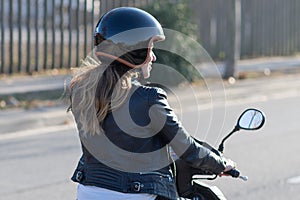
[69,7,235,200]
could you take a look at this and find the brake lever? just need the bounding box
[224,169,248,181]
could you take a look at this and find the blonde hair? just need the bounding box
[69,58,134,136]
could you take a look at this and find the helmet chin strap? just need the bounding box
[94,36,163,69]
[95,52,140,68]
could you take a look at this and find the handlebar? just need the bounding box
[224,169,240,177]
[224,169,248,181]
[190,168,248,181]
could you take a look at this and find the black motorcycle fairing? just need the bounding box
[175,138,223,198]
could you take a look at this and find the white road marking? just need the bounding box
[287,175,300,184]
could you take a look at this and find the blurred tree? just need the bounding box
[144,0,198,39]
[143,0,201,85]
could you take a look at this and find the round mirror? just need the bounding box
[237,109,265,130]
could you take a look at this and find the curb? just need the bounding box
[0,74,69,109]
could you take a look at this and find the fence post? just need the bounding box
[26,0,31,73]
[76,0,80,67]
[223,0,241,79]
[84,0,87,57]
[91,0,95,50]
[43,0,48,70]
[0,0,4,74]
[9,0,13,74]
[67,0,72,68]
[18,0,22,72]
[35,0,39,71]
[51,0,56,69]
[59,0,64,68]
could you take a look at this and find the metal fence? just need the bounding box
[1,0,300,74]
[0,0,98,74]
[0,0,154,74]
[193,0,300,59]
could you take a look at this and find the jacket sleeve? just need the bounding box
[149,87,226,174]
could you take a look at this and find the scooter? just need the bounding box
[176,108,265,200]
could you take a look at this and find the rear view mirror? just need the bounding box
[237,108,265,130]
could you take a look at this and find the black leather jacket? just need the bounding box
[71,82,226,200]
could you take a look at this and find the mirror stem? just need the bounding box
[218,125,240,153]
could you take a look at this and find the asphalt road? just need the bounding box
[207,95,300,200]
[1,74,300,200]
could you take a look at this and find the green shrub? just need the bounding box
[143,0,201,85]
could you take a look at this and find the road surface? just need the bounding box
[1,74,300,200]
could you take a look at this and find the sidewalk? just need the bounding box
[0,74,70,96]
[0,74,72,135]
[1,56,300,135]
[1,56,299,96]
[199,56,300,77]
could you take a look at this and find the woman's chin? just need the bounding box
[143,74,150,79]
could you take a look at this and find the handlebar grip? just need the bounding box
[224,169,240,178]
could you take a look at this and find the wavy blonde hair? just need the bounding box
[69,57,134,136]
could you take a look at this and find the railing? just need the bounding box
[0,0,97,74]
[194,0,300,59]
[1,0,300,74]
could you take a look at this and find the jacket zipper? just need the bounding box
[139,172,173,182]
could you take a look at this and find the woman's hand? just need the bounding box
[219,158,237,177]
[224,158,236,172]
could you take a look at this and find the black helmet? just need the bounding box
[94,7,165,68]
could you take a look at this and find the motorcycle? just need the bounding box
[176,108,265,200]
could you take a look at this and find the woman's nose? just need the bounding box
[151,51,156,62]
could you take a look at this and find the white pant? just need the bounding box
[77,184,157,200]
